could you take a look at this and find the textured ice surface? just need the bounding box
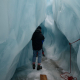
[0,0,9,43]
[0,0,46,80]
[77,45,80,71]
[52,0,80,51]
[52,0,80,73]
[0,0,80,80]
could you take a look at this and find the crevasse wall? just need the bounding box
[0,0,80,80]
[17,0,80,79]
[0,0,46,80]
[52,0,80,71]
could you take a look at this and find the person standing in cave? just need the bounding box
[31,26,45,70]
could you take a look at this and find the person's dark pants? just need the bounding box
[37,48,44,54]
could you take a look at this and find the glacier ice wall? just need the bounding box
[41,0,80,78]
[52,0,80,72]
[0,0,46,80]
[0,0,80,80]
[16,0,80,79]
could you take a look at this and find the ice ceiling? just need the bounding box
[0,0,80,80]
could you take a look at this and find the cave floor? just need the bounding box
[11,57,65,80]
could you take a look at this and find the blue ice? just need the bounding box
[0,0,80,80]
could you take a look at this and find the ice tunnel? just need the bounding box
[0,0,80,80]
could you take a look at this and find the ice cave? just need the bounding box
[0,0,80,80]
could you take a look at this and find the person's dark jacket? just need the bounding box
[32,30,45,50]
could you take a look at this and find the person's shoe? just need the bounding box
[43,54,45,57]
[33,64,35,69]
[37,65,42,70]
[42,52,45,57]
